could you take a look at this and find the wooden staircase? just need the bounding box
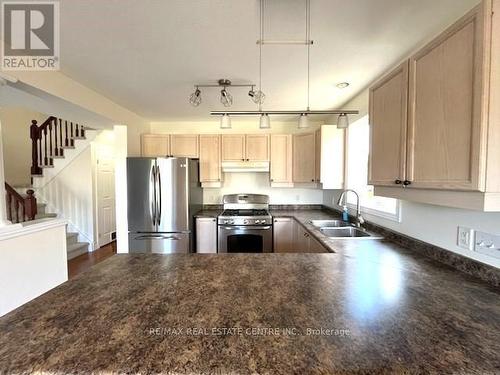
[4,115,92,259]
[30,116,87,176]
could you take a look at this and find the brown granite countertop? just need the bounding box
[1,210,500,374]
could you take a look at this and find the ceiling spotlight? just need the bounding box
[220,88,233,107]
[298,113,309,129]
[336,82,350,89]
[259,114,271,129]
[337,113,350,129]
[189,87,202,107]
[220,114,232,129]
[248,88,266,105]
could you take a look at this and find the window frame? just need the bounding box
[343,115,401,222]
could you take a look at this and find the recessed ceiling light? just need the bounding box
[336,82,350,89]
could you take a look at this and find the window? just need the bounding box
[344,115,400,221]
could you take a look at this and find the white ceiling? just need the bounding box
[59,0,479,121]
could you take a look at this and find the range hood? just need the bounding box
[221,161,270,173]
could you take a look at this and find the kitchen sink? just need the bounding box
[310,219,351,228]
[319,227,382,240]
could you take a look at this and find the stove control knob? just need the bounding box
[255,220,261,224]
[243,219,249,224]
[229,220,235,225]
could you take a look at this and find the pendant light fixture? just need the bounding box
[260,114,271,129]
[220,114,232,129]
[210,0,359,125]
[257,0,270,129]
[298,0,311,129]
[337,113,349,129]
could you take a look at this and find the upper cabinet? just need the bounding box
[406,9,483,191]
[293,132,316,183]
[270,134,293,186]
[199,135,221,184]
[141,134,198,158]
[170,135,199,158]
[369,61,409,187]
[221,135,245,161]
[221,134,269,162]
[369,1,500,210]
[141,134,170,157]
[245,134,270,161]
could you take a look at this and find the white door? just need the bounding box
[97,157,116,247]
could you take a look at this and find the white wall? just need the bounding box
[37,146,94,246]
[0,219,67,317]
[0,107,47,186]
[325,89,500,269]
[204,172,323,205]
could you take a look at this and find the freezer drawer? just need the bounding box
[128,232,190,254]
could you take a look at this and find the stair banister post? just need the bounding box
[30,120,42,175]
[24,189,37,220]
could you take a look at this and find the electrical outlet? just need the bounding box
[457,226,474,250]
[474,231,500,259]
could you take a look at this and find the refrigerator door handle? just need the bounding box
[134,234,181,241]
[156,164,162,226]
[150,164,157,226]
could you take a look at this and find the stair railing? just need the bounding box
[4,183,37,223]
[30,116,86,176]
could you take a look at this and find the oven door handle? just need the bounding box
[220,226,272,231]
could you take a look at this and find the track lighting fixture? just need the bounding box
[298,113,309,129]
[189,79,261,108]
[220,88,233,107]
[337,113,350,129]
[259,114,271,129]
[248,88,266,105]
[189,87,202,107]
[220,114,232,129]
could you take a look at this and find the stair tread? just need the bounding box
[67,242,88,251]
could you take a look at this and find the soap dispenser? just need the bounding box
[342,205,349,222]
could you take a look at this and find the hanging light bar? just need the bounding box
[211,110,358,116]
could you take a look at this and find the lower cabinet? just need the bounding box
[195,217,217,253]
[273,218,295,252]
[273,217,328,253]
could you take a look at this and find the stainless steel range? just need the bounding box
[218,194,273,253]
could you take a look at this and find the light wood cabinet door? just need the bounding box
[141,134,170,157]
[199,135,221,183]
[293,133,316,183]
[407,7,485,191]
[315,129,322,183]
[273,218,294,252]
[296,226,311,252]
[222,135,245,161]
[369,61,409,186]
[270,135,292,183]
[245,134,270,161]
[170,135,199,158]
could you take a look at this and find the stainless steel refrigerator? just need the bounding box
[127,157,202,253]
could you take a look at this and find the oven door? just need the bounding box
[218,225,273,253]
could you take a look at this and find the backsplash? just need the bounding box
[202,173,323,205]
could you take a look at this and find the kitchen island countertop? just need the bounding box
[1,246,500,373]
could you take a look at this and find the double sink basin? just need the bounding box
[310,220,382,240]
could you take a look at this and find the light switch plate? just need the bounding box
[457,226,474,250]
[474,231,500,259]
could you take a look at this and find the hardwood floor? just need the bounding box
[68,241,117,279]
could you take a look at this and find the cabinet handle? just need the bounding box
[395,179,402,185]
[403,180,412,186]
[311,179,315,182]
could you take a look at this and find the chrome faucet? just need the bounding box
[336,189,365,228]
